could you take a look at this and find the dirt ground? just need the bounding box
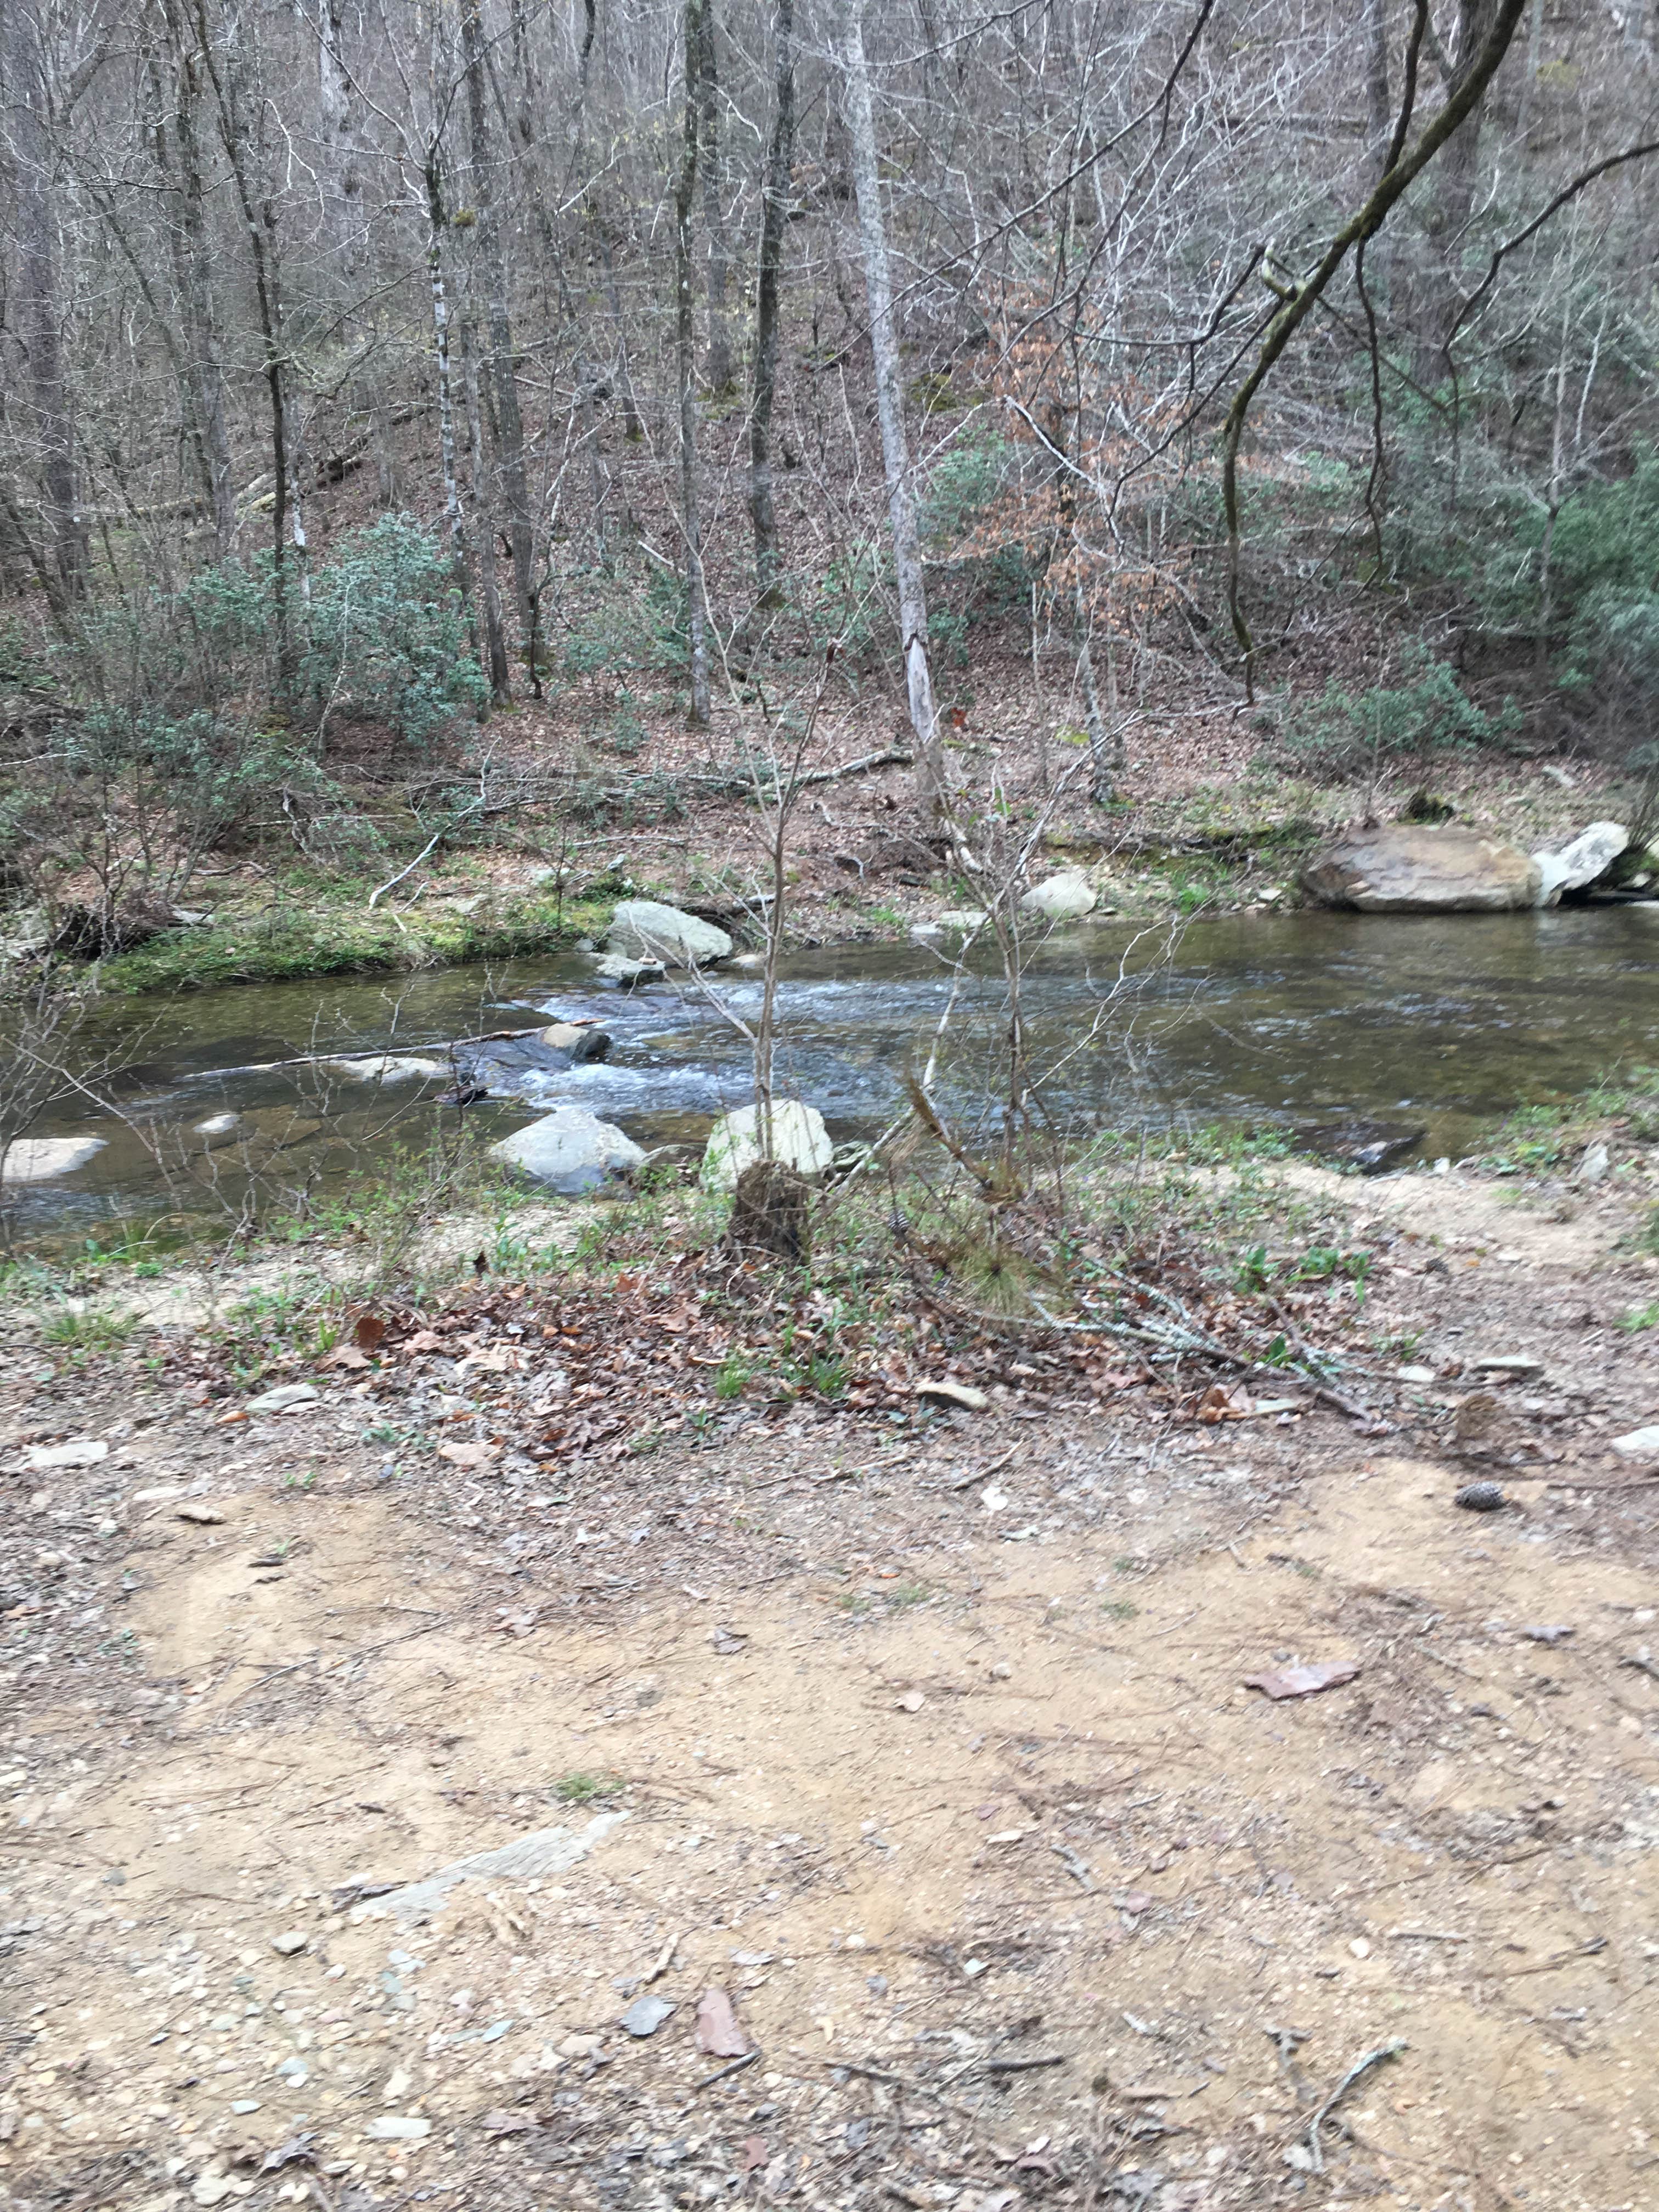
[4,1167,1659,2212]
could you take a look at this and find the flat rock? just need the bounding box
[590,952,665,987]
[271,1930,308,1956]
[620,1994,675,2038]
[701,1100,833,1191]
[367,2116,431,2142]
[1020,869,1097,922]
[917,1379,989,1413]
[491,1106,646,1194]
[1611,1425,1659,1462]
[606,899,731,968]
[1300,1117,1425,1173]
[2,1136,107,1183]
[321,1054,447,1084]
[246,1383,319,1414]
[25,1438,109,1469]
[1533,820,1628,906]
[1301,825,1542,912]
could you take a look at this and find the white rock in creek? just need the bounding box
[1,1136,106,1183]
[1019,868,1097,922]
[590,952,664,986]
[491,1105,646,1193]
[320,1054,447,1084]
[606,898,732,968]
[701,1100,833,1191]
[1533,820,1628,907]
[193,1112,241,1137]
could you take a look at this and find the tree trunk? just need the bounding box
[425,148,479,657]
[460,0,533,645]
[6,1,87,598]
[839,0,944,819]
[462,318,512,704]
[675,0,712,727]
[697,0,733,394]
[749,0,795,611]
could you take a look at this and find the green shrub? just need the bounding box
[1278,647,1519,778]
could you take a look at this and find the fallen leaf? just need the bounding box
[895,1689,926,1713]
[1243,1659,1360,1701]
[741,2136,769,2177]
[354,1312,387,1352]
[437,1441,500,1469]
[1198,1381,1252,1423]
[328,1346,370,1370]
[695,1985,748,2058]
[215,1409,249,1426]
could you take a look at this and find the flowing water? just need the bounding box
[9,905,1659,1251]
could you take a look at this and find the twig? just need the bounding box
[695,2049,760,2092]
[951,1445,1017,1491]
[985,2053,1070,2074]
[1386,1928,1468,1943]
[1300,2039,1406,2173]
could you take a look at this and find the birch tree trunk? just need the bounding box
[675,0,712,728]
[839,0,944,819]
[749,0,795,610]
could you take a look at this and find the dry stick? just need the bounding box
[1301,2039,1406,2174]
[1220,0,1528,688]
[695,2049,760,2092]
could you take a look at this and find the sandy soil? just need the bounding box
[4,1168,1658,2212]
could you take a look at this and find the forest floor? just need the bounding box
[4,1152,1659,2212]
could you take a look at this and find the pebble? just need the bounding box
[1611,1425,1659,1462]
[230,2099,260,2114]
[1454,1481,1507,1512]
[619,1994,675,2038]
[367,2115,431,2141]
[271,1931,308,1956]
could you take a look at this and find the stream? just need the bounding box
[9,905,1659,1251]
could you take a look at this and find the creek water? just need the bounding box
[9,904,1659,1252]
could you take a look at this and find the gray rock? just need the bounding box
[1533,820,1628,906]
[1301,826,1542,912]
[271,1931,308,1956]
[25,1438,109,1469]
[491,1107,646,1194]
[935,909,989,932]
[606,899,731,968]
[193,1112,241,1137]
[917,1379,989,1413]
[1019,869,1096,922]
[1576,1140,1610,1186]
[246,1384,319,1414]
[1,1135,107,1183]
[701,1100,833,1191]
[620,1994,676,2038]
[368,2116,431,2142]
[538,1022,612,1062]
[381,1810,630,1922]
[591,952,665,988]
[1611,1425,1659,1462]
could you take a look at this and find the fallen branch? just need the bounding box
[1300,2039,1406,2173]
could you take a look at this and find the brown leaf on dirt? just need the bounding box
[1243,1659,1361,1700]
[437,1440,500,1469]
[696,1985,749,2057]
[328,1346,370,1370]
[404,1329,444,1355]
[1198,1381,1251,1423]
[354,1313,387,1352]
[740,2135,769,2176]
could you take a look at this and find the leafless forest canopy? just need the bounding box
[2,0,1657,864]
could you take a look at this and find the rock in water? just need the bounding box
[1019,869,1097,922]
[1,1135,107,1183]
[701,1099,833,1190]
[1301,825,1542,912]
[1300,1118,1425,1173]
[538,1022,612,1062]
[492,1106,646,1194]
[606,899,732,968]
[591,952,665,988]
[1532,820,1628,907]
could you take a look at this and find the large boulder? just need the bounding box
[2,1135,106,1183]
[606,899,732,968]
[1532,820,1628,907]
[1020,868,1097,922]
[490,1106,645,1194]
[1301,825,1542,912]
[701,1099,833,1192]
